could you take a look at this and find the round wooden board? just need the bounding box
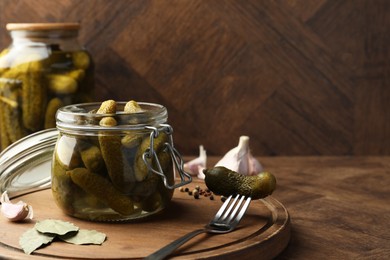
[0,181,290,259]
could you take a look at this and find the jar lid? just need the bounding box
[6,23,80,31]
[0,129,58,198]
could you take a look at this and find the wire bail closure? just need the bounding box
[142,124,192,189]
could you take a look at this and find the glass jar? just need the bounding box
[0,23,94,152]
[52,102,192,222]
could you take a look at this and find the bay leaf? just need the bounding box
[59,229,106,245]
[19,228,55,255]
[35,219,79,235]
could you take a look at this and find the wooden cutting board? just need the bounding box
[0,180,290,259]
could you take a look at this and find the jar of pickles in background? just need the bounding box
[0,23,94,151]
[52,100,192,221]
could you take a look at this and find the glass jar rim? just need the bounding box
[6,23,80,31]
[56,101,168,133]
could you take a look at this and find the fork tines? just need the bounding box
[213,194,252,228]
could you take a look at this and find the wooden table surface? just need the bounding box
[0,156,389,259]
[247,156,390,259]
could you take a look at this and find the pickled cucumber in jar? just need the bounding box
[51,100,176,222]
[0,23,94,152]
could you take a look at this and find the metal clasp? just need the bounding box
[142,124,192,189]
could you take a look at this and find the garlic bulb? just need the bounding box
[1,191,33,221]
[215,136,263,175]
[184,145,207,177]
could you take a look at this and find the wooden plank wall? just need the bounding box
[0,0,389,156]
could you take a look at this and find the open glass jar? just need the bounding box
[0,23,94,152]
[52,102,191,221]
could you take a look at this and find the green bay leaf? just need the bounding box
[35,219,79,235]
[19,228,56,255]
[59,229,106,245]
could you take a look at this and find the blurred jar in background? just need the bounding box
[0,23,94,151]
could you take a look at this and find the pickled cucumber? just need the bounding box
[97,99,116,114]
[121,100,143,158]
[51,157,78,215]
[99,132,136,193]
[67,69,85,82]
[47,74,78,94]
[99,116,117,127]
[0,83,28,143]
[97,100,136,193]
[132,149,173,204]
[203,166,276,200]
[124,100,143,113]
[134,132,168,182]
[15,55,48,131]
[131,171,160,200]
[55,135,82,170]
[121,134,142,148]
[0,48,10,73]
[72,51,90,70]
[1,56,46,132]
[0,103,11,150]
[79,145,105,173]
[44,98,63,129]
[0,72,22,104]
[141,192,163,212]
[68,167,135,215]
[1,96,27,142]
[47,49,72,67]
[156,150,175,203]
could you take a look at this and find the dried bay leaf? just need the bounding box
[19,228,56,255]
[19,219,107,255]
[35,219,79,235]
[59,229,106,245]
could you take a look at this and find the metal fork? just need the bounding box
[144,194,252,260]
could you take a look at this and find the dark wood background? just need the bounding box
[1,0,389,156]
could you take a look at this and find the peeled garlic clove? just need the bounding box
[215,136,263,176]
[184,145,207,176]
[1,191,33,222]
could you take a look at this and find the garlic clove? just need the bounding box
[215,136,263,176]
[1,191,33,222]
[247,150,263,175]
[184,145,207,176]
[196,165,206,180]
[215,136,249,175]
[1,202,30,221]
[215,148,242,173]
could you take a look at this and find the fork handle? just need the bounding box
[144,228,207,260]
